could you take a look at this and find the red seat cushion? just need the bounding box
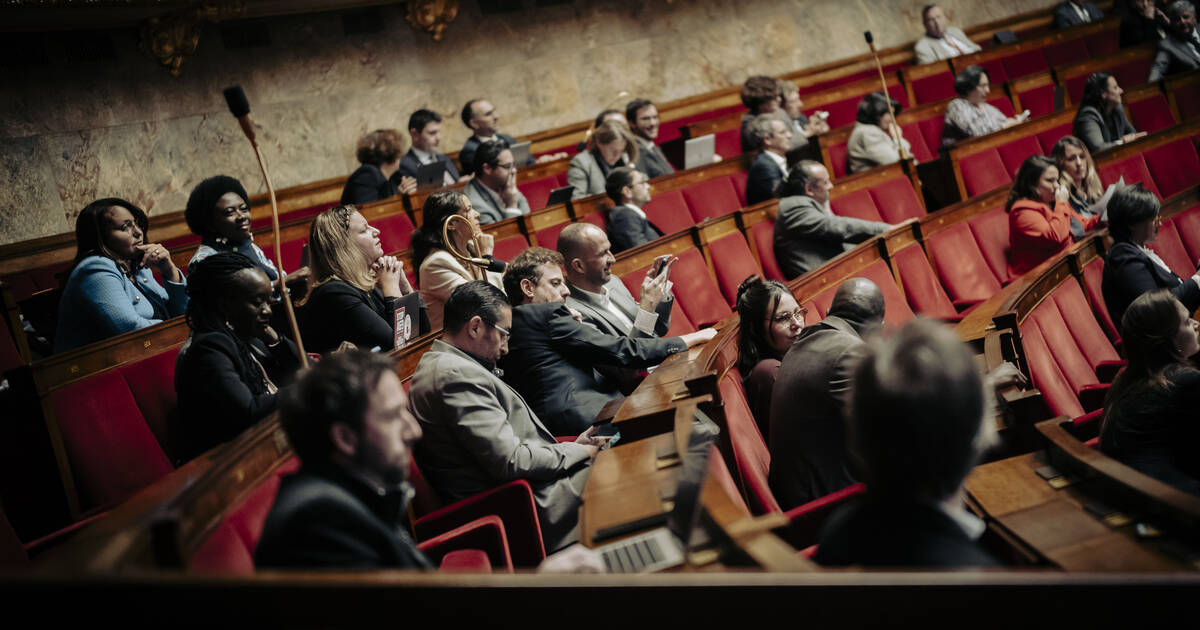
[643,190,694,235]
[1019,316,1086,418]
[959,149,1011,197]
[1048,280,1121,372]
[917,117,946,156]
[901,122,936,163]
[831,189,883,223]
[663,248,730,327]
[118,347,181,459]
[730,171,749,206]
[870,176,925,223]
[492,234,529,262]
[1098,155,1161,199]
[890,244,958,320]
[1028,304,1101,397]
[968,207,1014,285]
[1143,138,1200,199]
[1081,256,1121,342]
[749,220,785,282]
[619,270,697,336]
[1171,205,1200,263]
[682,177,740,223]
[719,371,779,515]
[707,233,762,307]
[1128,94,1177,134]
[926,223,1003,307]
[374,212,416,254]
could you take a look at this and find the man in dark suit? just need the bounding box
[458,99,530,176]
[773,161,891,280]
[1149,2,1200,81]
[499,247,711,435]
[768,278,884,511]
[256,350,433,569]
[395,109,465,187]
[745,114,793,206]
[625,98,676,179]
[1053,0,1104,28]
[605,167,662,253]
[1121,0,1168,47]
[814,318,999,568]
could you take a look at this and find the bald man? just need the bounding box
[768,277,886,510]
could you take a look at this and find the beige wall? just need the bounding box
[0,0,1057,246]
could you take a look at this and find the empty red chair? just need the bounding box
[279,238,307,273]
[870,176,925,223]
[968,207,1014,285]
[718,371,780,515]
[926,222,1004,308]
[119,347,181,460]
[1084,28,1120,57]
[997,136,1044,177]
[1017,84,1057,119]
[901,122,936,163]
[665,248,731,327]
[889,244,959,320]
[1174,81,1200,121]
[533,222,570,251]
[492,234,529,262]
[714,129,740,161]
[1047,280,1123,379]
[1148,219,1197,278]
[1171,206,1200,263]
[1128,94,1177,134]
[707,232,762,307]
[978,59,1008,85]
[1099,155,1161,199]
[917,116,946,155]
[831,189,884,223]
[1027,303,1108,406]
[828,141,852,179]
[1002,49,1049,80]
[958,149,1011,197]
[643,190,694,234]
[1043,39,1089,67]
[730,171,749,206]
[375,212,417,254]
[579,210,607,231]
[517,175,561,212]
[858,259,915,328]
[1111,58,1154,94]
[1034,123,1073,153]
[749,220,785,282]
[1080,255,1121,342]
[912,71,956,105]
[1143,138,1200,199]
[682,177,741,223]
[1019,316,1087,419]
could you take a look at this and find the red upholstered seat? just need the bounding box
[990,95,1016,118]
[118,347,181,460]
[643,190,694,235]
[190,458,299,575]
[1175,81,1200,121]
[1099,155,1161,199]
[279,238,307,273]
[1047,280,1123,378]
[828,141,852,179]
[619,270,697,336]
[707,232,763,307]
[1043,39,1089,67]
[959,149,1011,197]
[901,122,936,163]
[1034,123,1073,154]
[749,220,785,282]
[580,210,606,231]
[1017,84,1057,119]
[1080,255,1121,343]
[1111,58,1153,94]
[730,171,749,206]
[714,129,741,161]
[917,116,946,155]
[374,211,416,254]
[978,59,1008,85]
[1127,94,1177,134]
[663,248,730,327]
[517,175,562,211]
[1002,49,1049,80]
[718,370,780,515]
[533,222,570,251]
[492,234,529,263]
[870,176,925,223]
[997,135,1043,177]
[417,515,513,573]
[1066,75,1089,104]
[1143,139,1200,199]
[912,71,956,105]
[858,259,915,328]
[1029,299,1104,398]
[968,207,1014,285]
[1148,220,1197,278]
[1019,316,1086,418]
[889,244,959,321]
[1084,28,1119,57]
[707,443,749,515]
[1171,205,1200,263]
[682,176,740,223]
[831,189,884,223]
[926,222,1003,308]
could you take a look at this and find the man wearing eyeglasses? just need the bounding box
[408,281,609,551]
[466,140,531,224]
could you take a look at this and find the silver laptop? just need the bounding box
[509,140,533,166]
[683,134,715,169]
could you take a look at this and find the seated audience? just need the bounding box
[341,129,416,205]
[184,175,278,281]
[605,167,662,253]
[1101,184,1200,325]
[575,109,627,153]
[739,75,784,154]
[1054,0,1104,28]
[299,204,427,354]
[460,99,532,174]
[625,98,676,179]
[941,65,1027,147]
[773,161,891,280]
[745,114,794,205]
[465,140,531,223]
[768,278,884,510]
[500,247,708,435]
[54,198,188,353]
[414,191,505,330]
[175,252,300,461]
[1100,290,1200,496]
[778,79,830,151]
[408,281,609,551]
[256,349,433,569]
[396,109,467,186]
[1006,155,1099,277]
[1121,0,1168,47]
[567,120,639,200]
[847,91,911,174]
[1051,136,1106,237]
[914,4,982,65]
[735,275,805,438]
[1073,72,1145,153]
[815,317,1000,568]
[1149,1,1200,80]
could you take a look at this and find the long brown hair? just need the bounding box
[308,205,376,292]
[1051,136,1103,203]
[1103,290,1196,429]
[70,198,149,275]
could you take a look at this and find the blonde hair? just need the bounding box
[1052,135,1104,203]
[586,120,639,165]
[308,204,376,292]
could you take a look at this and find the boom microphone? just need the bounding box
[864,31,873,44]
[223,85,256,142]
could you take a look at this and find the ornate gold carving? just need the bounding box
[406,0,459,42]
[140,1,245,76]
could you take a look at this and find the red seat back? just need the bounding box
[1144,138,1200,199]
[997,135,1044,177]
[118,347,181,460]
[619,270,697,337]
[1148,219,1196,279]
[1018,84,1057,119]
[871,176,925,223]
[1034,123,1074,153]
[1019,316,1086,418]
[719,371,780,515]
[1080,255,1120,342]
[517,175,562,212]
[1171,205,1200,263]
[1028,301,1101,397]
[917,116,946,155]
[959,149,1010,197]
[1111,58,1154,93]
[707,233,762,307]
[666,248,731,327]
[828,141,852,179]
[533,222,570,251]
[1048,280,1121,371]
[901,122,936,163]
[1098,155,1161,199]
[1174,81,1200,121]
[730,171,749,206]
[1084,28,1120,57]
[1044,40,1089,67]
[190,457,299,574]
[749,220,785,282]
[1002,49,1049,80]
[279,238,307,273]
[682,177,741,223]
[925,222,1003,307]
[492,234,529,262]
[375,212,416,254]
[912,71,956,105]
[858,259,915,328]
[890,244,958,320]
[968,207,1014,285]
[643,190,694,235]
[831,189,884,223]
[1127,94,1177,134]
[714,129,741,161]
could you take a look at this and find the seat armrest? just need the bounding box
[1094,359,1126,384]
[413,479,545,567]
[1077,383,1110,413]
[418,515,513,573]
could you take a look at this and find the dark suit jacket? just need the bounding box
[394,148,461,182]
[174,330,300,461]
[500,302,685,435]
[1149,33,1200,81]
[459,132,529,175]
[298,280,429,355]
[773,195,890,280]
[256,465,433,569]
[607,204,663,253]
[1073,104,1138,153]
[815,497,999,568]
[768,315,869,510]
[635,137,676,179]
[1120,13,1165,48]
[745,151,786,206]
[1053,1,1103,28]
[1100,365,1200,496]
[341,163,397,205]
[1102,240,1200,326]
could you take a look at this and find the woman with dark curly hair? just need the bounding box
[184,174,278,280]
[1005,155,1098,276]
[341,129,416,205]
[941,65,1027,146]
[735,275,805,437]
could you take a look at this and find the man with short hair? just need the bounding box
[625,99,676,179]
[768,278,885,510]
[408,281,609,551]
[1149,1,1200,81]
[396,109,467,186]
[459,99,564,175]
[500,247,710,434]
[604,167,662,253]
[739,75,784,154]
[814,317,999,567]
[773,160,891,279]
[256,350,432,569]
[466,140,531,224]
[1053,0,1105,28]
[777,79,830,150]
[1121,0,1168,48]
[913,4,982,65]
[745,115,794,205]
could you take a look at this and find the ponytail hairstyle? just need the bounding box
[185,252,270,396]
[735,274,793,376]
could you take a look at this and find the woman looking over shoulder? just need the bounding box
[1051,136,1107,237]
[567,119,640,200]
[414,191,505,330]
[1101,290,1200,496]
[941,65,1028,147]
[175,252,301,461]
[735,275,806,438]
[340,129,417,205]
[54,198,188,353]
[299,204,428,354]
[184,175,278,280]
[1101,184,1200,325]
[847,91,911,174]
[1072,72,1146,153]
[1005,155,1098,277]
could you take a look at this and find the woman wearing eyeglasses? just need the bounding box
[735,275,806,438]
[184,175,278,281]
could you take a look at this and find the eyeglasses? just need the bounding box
[770,307,808,325]
[495,162,516,170]
[487,321,511,341]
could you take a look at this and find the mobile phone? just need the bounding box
[651,255,668,277]
[816,111,830,121]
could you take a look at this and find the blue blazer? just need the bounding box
[54,255,188,353]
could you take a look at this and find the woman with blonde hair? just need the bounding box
[298,204,427,353]
[567,119,640,199]
[412,191,505,329]
[1051,135,1106,237]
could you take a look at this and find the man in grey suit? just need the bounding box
[465,140,531,225]
[626,99,676,179]
[408,281,609,551]
[1149,2,1200,81]
[913,4,981,65]
[768,278,885,510]
[773,160,891,280]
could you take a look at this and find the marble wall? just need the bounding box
[0,0,1058,246]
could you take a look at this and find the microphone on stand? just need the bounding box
[862,31,909,161]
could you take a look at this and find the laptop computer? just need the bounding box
[390,291,426,350]
[684,134,715,170]
[415,161,449,187]
[546,185,574,207]
[509,140,533,166]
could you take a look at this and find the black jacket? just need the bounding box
[341,163,397,205]
[1102,240,1200,327]
[745,151,786,206]
[606,204,663,253]
[394,148,461,183]
[1072,104,1137,153]
[298,280,429,355]
[815,497,999,568]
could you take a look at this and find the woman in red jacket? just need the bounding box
[1006,155,1099,277]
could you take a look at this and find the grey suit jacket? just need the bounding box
[913,27,981,65]
[567,150,629,200]
[1149,34,1200,82]
[566,275,672,339]
[773,195,890,280]
[465,178,530,225]
[635,137,675,179]
[409,339,592,551]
